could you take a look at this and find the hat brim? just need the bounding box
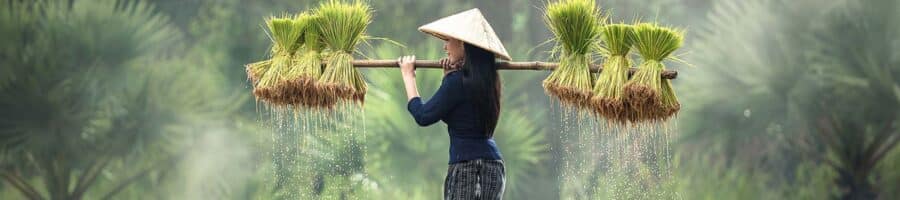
[417,8,513,61]
[420,29,513,61]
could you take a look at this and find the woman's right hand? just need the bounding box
[398,55,416,76]
[398,55,420,100]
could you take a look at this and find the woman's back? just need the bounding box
[407,71,502,164]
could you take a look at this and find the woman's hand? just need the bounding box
[398,55,416,76]
[398,55,420,100]
[440,57,460,76]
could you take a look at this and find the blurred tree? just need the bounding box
[0,0,241,199]
[148,0,313,115]
[683,0,899,199]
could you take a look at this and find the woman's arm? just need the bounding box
[406,72,464,126]
[399,56,460,101]
[399,55,464,126]
[399,55,419,101]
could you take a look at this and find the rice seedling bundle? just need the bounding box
[542,0,604,109]
[591,24,636,123]
[625,23,683,122]
[253,15,307,106]
[278,13,336,108]
[316,0,371,104]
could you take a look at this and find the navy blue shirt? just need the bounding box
[407,71,503,164]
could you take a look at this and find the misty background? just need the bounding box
[1,0,898,199]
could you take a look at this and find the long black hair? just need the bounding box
[460,43,501,137]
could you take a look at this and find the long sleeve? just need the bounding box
[407,72,464,126]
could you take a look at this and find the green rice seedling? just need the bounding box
[624,23,683,122]
[591,24,636,123]
[316,0,371,104]
[254,15,307,106]
[659,79,679,118]
[276,13,336,109]
[542,0,604,110]
[246,60,272,84]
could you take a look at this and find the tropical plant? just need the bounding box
[683,0,900,199]
[0,0,241,199]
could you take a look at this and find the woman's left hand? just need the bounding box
[440,57,460,76]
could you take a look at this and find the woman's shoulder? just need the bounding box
[443,70,464,82]
[441,71,465,90]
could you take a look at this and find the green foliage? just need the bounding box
[683,0,900,199]
[0,0,243,199]
[669,152,840,200]
[0,1,36,90]
[672,154,780,200]
[874,147,900,199]
[600,0,696,26]
[0,0,180,165]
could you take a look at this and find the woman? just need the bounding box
[397,8,513,200]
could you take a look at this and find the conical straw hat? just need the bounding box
[418,8,512,61]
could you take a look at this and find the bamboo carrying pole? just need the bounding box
[351,60,678,79]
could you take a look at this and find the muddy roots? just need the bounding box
[623,83,664,122]
[544,82,594,109]
[590,97,631,124]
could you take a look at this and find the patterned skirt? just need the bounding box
[444,159,506,200]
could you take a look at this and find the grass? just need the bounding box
[624,23,683,122]
[316,0,372,104]
[542,0,605,110]
[591,24,636,124]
